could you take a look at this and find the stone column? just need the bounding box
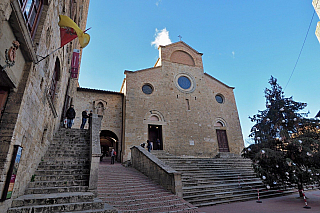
[88,114,102,195]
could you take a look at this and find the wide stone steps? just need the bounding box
[182,181,263,193]
[183,185,263,197]
[28,179,88,188]
[44,153,89,158]
[34,174,89,181]
[97,159,199,213]
[25,186,89,194]
[189,190,291,207]
[37,164,90,170]
[34,169,90,176]
[8,129,112,213]
[181,175,260,184]
[164,164,253,169]
[10,192,94,207]
[8,198,104,213]
[151,151,292,207]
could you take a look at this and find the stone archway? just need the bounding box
[100,130,119,161]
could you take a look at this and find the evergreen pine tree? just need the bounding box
[242,76,320,196]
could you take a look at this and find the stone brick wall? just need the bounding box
[0,0,90,211]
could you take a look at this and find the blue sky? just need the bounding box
[79,1,320,146]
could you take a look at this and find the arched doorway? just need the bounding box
[100,130,119,161]
[214,120,230,152]
[148,125,162,150]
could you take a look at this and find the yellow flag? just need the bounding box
[58,15,90,48]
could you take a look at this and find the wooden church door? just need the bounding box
[216,129,230,152]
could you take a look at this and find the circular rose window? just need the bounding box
[174,73,196,93]
[178,76,191,89]
[142,84,153,94]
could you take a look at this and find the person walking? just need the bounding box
[111,149,116,164]
[80,109,88,129]
[66,105,76,129]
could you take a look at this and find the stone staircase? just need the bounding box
[97,159,199,213]
[152,151,293,207]
[8,128,115,213]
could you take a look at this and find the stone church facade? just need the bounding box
[121,42,244,161]
[74,41,244,162]
[0,0,89,211]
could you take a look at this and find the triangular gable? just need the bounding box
[159,41,203,56]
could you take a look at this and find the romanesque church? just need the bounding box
[73,41,244,162]
[0,0,244,211]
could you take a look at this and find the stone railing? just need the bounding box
[130,146,182,197]
[88,114,102,195]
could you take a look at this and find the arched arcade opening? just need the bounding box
[100,130,119,161]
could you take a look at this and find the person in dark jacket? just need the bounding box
[147,140,152,152]
[111,149,116,164]
[80,109,88,129]
[66,105,76,128]
[88,110,93,128]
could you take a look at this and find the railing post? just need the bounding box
[88,114,102,195]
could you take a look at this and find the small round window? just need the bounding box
[215,94,224,104]
[178,76,191,89]
[142,84,153,95]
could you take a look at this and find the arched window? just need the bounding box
[97,102,104,115]
[214,121,224,127]
[49,58,60,101]
[149,115,159,121]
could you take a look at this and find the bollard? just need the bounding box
[302,190,311,209]
[256,189,262,203]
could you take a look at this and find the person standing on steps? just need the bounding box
[156,138,161,150]
[66,105,76,129]
[111,149,116,164]
[80,109,88,129]
[88,110,93,129]
[147,140,152,152]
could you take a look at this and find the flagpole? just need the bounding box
[35,46,62,64]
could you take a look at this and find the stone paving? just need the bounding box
[97,157,198,213]
[197,189,320,213]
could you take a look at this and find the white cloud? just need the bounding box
[232,51,235,58]
[155,0,162,6]
[151,28,172,49]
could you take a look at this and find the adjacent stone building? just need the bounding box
[0,0,89,211]
[75,41,244,162]
[73,87,123,158]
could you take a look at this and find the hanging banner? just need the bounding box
[1,145,23,201]
[71,49,80,78]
